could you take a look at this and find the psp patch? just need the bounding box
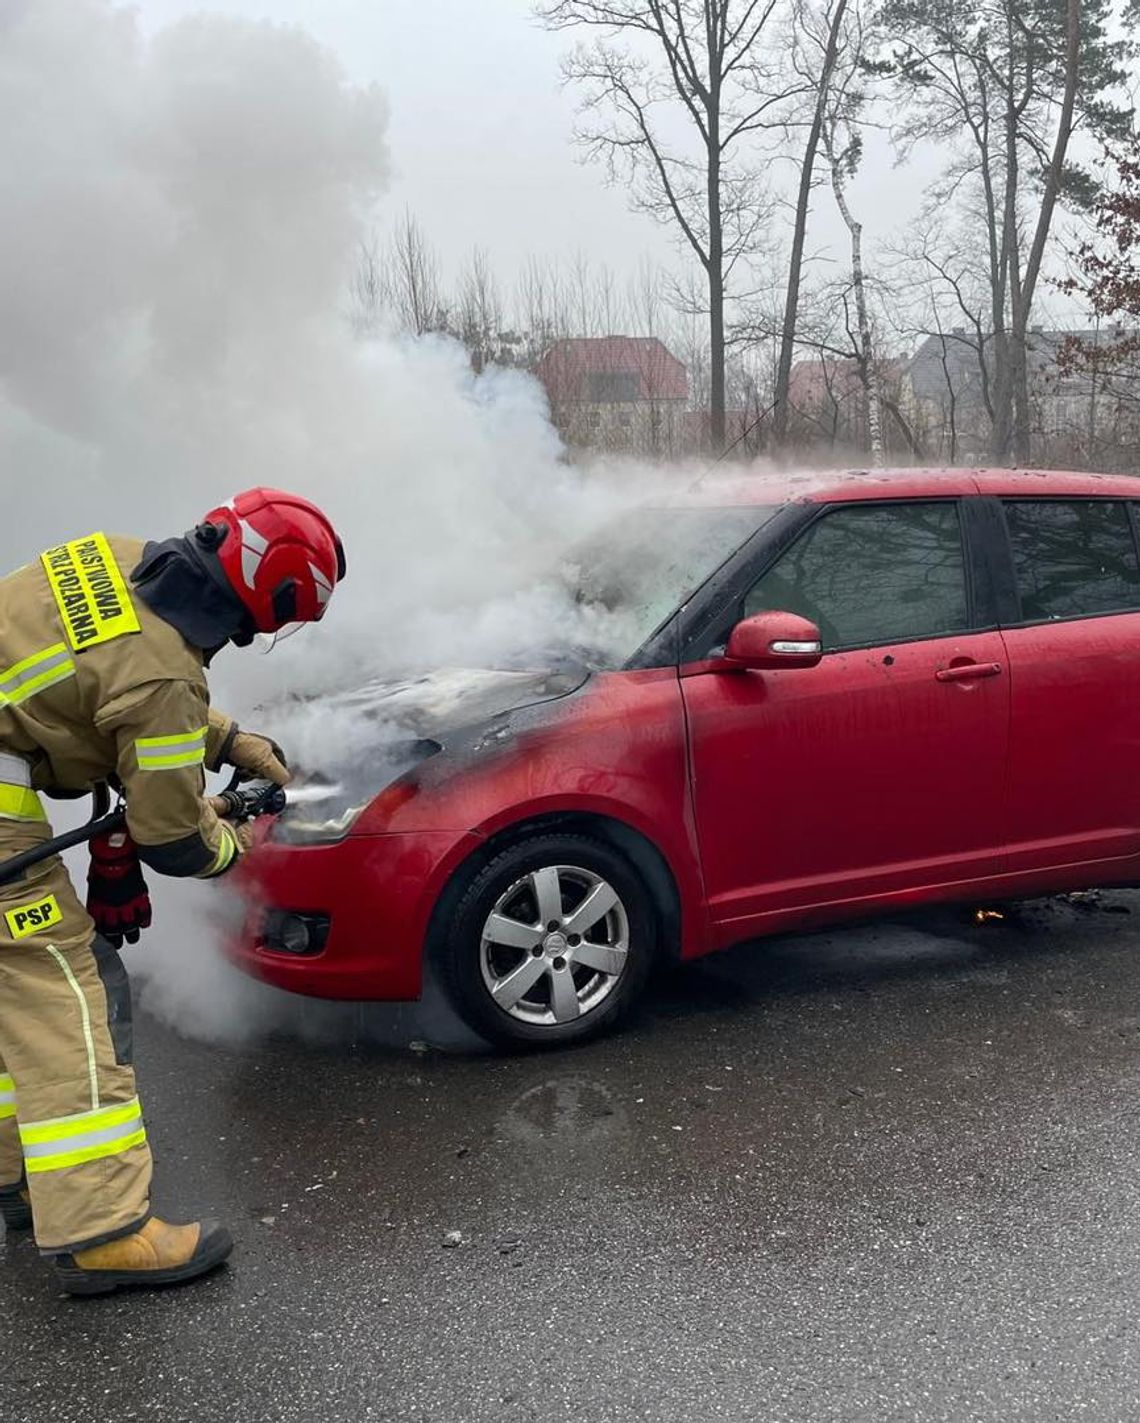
[5,894,64,941]
[40,533,141,652]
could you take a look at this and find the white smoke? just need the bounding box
[1,1,678,1044]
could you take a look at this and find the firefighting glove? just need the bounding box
[221,727,290,787]
[86,831,153,949]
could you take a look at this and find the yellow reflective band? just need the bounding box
[23,1129,147,1173]
[208,822,239,877]
[136,728,209,749]
[0,643,76,707]
[139,750,206,770]
[0,785,47,823]
[40,533,141,653]
[135,726,208,772]
[5,894,63,941]
[0,1073,15,1121]
[20,1098,142,1146]
[20,1098,147,1174]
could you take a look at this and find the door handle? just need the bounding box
[935,662,1002,683]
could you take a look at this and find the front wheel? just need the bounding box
[438,833,656,1049]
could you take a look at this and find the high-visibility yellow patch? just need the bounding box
[0,784,46,822]
[135,726,207,772]
[0,643,76,707]
[207,821,239,877]
[19,1096,147,1173]
[40,533,141,653]
[4,894,63,941]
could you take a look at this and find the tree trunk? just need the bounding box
[772,0,849,451]
[708,267,726,452]
[708,77,726,452]
[990,331,1013,462]
[827,133,884,465]
[989,9,1023,464]
[1010,0,1082,464]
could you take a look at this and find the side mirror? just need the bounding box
[722,611,823,671]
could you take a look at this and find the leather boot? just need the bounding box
[0,1183,32,1233]
[55,1217,233,1295]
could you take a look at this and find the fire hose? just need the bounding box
[0,773,286,890]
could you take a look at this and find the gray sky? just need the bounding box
[133,0,691,286]
[131,1,934,290]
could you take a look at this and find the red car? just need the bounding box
[229,467,1140,1047]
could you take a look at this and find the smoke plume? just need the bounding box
[1,1,667,1045]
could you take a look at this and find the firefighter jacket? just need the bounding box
[0,533,240,878]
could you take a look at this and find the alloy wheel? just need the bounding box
[478,864,630,1027]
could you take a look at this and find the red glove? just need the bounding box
[86,831,152,949]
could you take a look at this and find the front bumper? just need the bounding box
[226,828,483,1000]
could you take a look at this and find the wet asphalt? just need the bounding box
[5,896,1140,1422]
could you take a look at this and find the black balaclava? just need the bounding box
[131,528,254,660]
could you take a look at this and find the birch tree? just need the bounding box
[818,2,883,463]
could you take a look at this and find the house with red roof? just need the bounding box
[536,336,689,455]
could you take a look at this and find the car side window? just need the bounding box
[743,501,969,651]
[1003,500,1140,622]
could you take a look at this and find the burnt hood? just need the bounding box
[265,666,591,842]
[308,665,589,743]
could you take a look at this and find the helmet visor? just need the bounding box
[254,621,307,655]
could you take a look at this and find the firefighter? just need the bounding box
[0,488,345,1295]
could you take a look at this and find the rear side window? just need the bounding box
[1003,500,1140,622]
[744,501,968,650]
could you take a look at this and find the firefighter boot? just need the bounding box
[0,1181,32,1232]
[54,1217,233,1295]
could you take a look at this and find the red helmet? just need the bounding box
[198,487,346,635]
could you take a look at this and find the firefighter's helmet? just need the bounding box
[197,488,346,635]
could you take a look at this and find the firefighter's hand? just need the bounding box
[87,831,153,949]
[225,729,290,787]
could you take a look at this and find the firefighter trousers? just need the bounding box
[0,823,152,1253]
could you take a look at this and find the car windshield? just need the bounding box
[560,504,779,667]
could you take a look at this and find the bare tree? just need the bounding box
[387,210,445,337]
[772,0,849,449]
[348,232,387,338]
[875,0,1131,463]
[457,248,505,372]
[538,1,791,451]
[517,256,572,365]
[818,2,883,464]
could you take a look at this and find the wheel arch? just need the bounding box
[424,811,683,966]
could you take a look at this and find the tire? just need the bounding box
[438,832,656,1049]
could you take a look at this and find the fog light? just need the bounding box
[261,909,330,956]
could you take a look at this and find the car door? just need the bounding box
[994,496,1140,877]
[681,498,1011,937]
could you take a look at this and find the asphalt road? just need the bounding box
[5,895,1140,1422]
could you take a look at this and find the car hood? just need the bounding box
[265,666,592,841]
[303,665,590,743]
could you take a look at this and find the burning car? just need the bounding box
[229,467,1140,1046]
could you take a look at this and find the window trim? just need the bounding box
[675,502,810,665]
[994,495,1140,630]
[681,496,990,663]
[628,503,793,670]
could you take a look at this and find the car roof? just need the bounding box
[682,467,1140,506]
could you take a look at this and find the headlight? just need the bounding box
[270,788,369,845]
[269,739,441,846]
